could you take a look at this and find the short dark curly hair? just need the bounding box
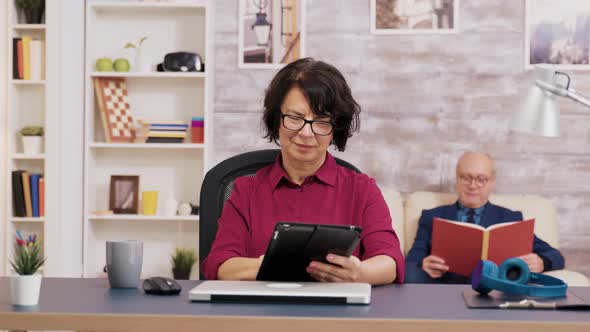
[262,58,361,152]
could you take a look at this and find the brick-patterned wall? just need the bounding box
[213,0,590,277]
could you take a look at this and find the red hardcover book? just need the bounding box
[39,176,45,217]
[17,39,24,79]
[431,218,535,277]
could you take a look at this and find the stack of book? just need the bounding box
[12,170,45,218]
[12,36,45,80]
[135,120,188,143]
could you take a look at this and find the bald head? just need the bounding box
[456,152,495,176]
[455,152,496,208]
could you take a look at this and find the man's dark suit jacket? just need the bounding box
[405,202,565,271]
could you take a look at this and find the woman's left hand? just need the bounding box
[306,254,362,282]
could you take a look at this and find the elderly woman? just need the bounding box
[202,58,404,285]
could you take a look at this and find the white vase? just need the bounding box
[163,198,178,216]
[10,274,43,306]
[135,51,152,72]
[22,136,43,155]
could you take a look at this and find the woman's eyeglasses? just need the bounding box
[281,113,335,136]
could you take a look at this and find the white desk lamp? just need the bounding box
[510,65,590,137]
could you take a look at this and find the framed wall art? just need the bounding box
[371,0,458,34]
[525,0,590,70]
[238,0,306,68]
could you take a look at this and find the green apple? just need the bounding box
[95,57,113,72]
[113,58,131,72]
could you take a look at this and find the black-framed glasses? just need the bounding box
[280,113,335,136]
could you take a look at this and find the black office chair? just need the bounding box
[198,149,361,279]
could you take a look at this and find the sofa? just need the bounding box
[381,189,589,286]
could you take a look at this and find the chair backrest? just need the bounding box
[402,191,560,255]
[198,149,361,278]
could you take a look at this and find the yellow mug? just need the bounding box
[142,191,158,215]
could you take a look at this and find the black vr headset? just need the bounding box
[157,52,204,72]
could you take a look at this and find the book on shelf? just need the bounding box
[431,217,535,277]
[147,131,187,138]
[12,37,21,79]
[17,39,23,79]
[22,171,33,217]
[12,36,43,80]
[11,171,44,218]
[22,36,31,80]
[30,174,41,217]
[145,137,185,143]
[12,170,26,217]
[29,40,45,80]
[136,119,188,143]
[39,176,45,217]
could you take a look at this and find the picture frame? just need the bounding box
[370,0,459,35]
[238,0,306,69]
[109,175,139,214]
[525,0,590,70]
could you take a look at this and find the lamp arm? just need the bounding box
[535,80,590,109]
[565,89,590,109]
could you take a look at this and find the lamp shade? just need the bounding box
[252,13,272,46]
[509,66,561,137]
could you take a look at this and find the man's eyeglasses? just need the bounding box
[458,174,492,187]
[281,113,335,136]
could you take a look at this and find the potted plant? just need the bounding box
[9,231,46,306]
[20,125,44,155]
[170,247,196,280]
[124,36,150,72]
[15,0,45,24]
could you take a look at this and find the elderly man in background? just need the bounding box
[405,152,564,284]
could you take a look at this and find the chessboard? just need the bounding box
[93,77,135,143]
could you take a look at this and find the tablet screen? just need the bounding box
[256,222,362,282]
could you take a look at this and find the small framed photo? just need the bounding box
[525,0,590,70]
[238,0,306,69]
[370,0,458,35]
[109,175,139,214]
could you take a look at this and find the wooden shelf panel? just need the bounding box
[12,217,45,223]
[12,24,46,30]
[11,80,46,85]
[11,153,46,160]
[89,143,204,149]
[88,214,199,222]
[89,2,206,10]
[90,72,205,78]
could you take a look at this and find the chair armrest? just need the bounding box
[543,269,590,287]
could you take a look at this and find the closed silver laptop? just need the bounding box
[189,281,371,304]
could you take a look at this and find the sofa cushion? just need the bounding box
[381,188,405,252]
[403,191,560,255]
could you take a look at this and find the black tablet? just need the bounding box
[256,222,362,282]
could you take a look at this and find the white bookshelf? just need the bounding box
[83,0,213,279]
[3,0,53,276]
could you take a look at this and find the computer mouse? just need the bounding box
[142,277,182,295]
